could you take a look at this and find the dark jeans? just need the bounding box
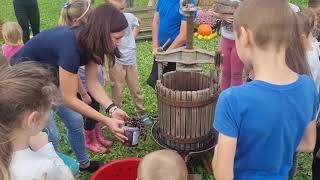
[312,125,320,180]
[147,60,176,89]
[13,1,40,43]
[77,93,100,131]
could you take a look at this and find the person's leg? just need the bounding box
[126,65,145,113]
[312,125,320,180]
[27,2,40,37]
[109,62,127,109]
[126,65,152,124]
[46,111,60,151]
[77,93,106,153]
[55,105,89,165]
[230,41,244,87]
[219,37,232,90]
[86,94,113,147]
[13,3,30,43]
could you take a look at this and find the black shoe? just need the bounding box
[79,161,102,173]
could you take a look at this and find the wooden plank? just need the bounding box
[181,91,187,151]
[191,91,198,150]
[170,89,176,149]
[176,91,181,150]
[186,91,192,151]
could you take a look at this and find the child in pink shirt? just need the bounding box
[1,22,24,60]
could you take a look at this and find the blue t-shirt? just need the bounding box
[214,75,318,180]
[156,0,189,46]
[10,26,87,74]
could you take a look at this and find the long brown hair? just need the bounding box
[0,62,60,180]
[234,0,310,75]
[77,3,128,65]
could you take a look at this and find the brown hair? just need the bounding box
[309,0,320,8]
[297,8,317,36]
[137,150,188,180]
[106,0,126,10]
[234,0,310,75]
[1,22,22,46]
[77,3,128,65]
[58,0,92,26]
[0,62,60,180]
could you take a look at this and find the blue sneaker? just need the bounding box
[138,112,152,125]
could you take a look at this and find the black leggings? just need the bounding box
[77,93,99,131]
[13,2,40,43]
[312,125,320,180]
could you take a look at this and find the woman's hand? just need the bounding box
[111,108,129,121]
[105,117,128,142]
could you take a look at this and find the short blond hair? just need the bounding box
[137,150,188,180]
[1,22,22,46]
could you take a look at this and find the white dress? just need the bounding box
[10,143,74,180]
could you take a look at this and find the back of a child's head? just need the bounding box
[58,0,92,26]
[297,8,317,37]
[234,0,310,75]
[0,62,60,180]
[1,22,22,46]
[137,150,188,180]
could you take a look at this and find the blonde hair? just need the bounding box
[58,0,92,26]
[137,150,188,180]
[1,22,22,46]
[0,62,60,180]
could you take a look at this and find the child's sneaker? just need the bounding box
[138,112,152,125]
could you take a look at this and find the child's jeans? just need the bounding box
[47,105,90,166]
[220,36,244,90]
[110,63,145,113]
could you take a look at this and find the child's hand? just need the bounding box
[29,132,49,151]
[222,14,234,23]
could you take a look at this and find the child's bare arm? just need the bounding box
[212,133,237,180]
[297,121,317,152]
[133,18,141,39]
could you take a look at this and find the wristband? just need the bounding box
[109,106,118,116]
[106,103,116,113]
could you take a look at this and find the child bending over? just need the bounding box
[1,22,23,60]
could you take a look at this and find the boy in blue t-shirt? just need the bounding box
[147,0,193,88]
[212,0,319,179]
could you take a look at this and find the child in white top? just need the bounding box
[0,62,73,180]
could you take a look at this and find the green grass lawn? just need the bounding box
[0,0,315,179]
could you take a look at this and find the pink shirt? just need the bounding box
[2,44,24,60]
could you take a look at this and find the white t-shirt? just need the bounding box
[306,40,320,92]
[10,143,74,180]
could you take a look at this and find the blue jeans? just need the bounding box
[47,105,89,165]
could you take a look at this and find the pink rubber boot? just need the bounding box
[95,123,113,147]
[84,130,107,154]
